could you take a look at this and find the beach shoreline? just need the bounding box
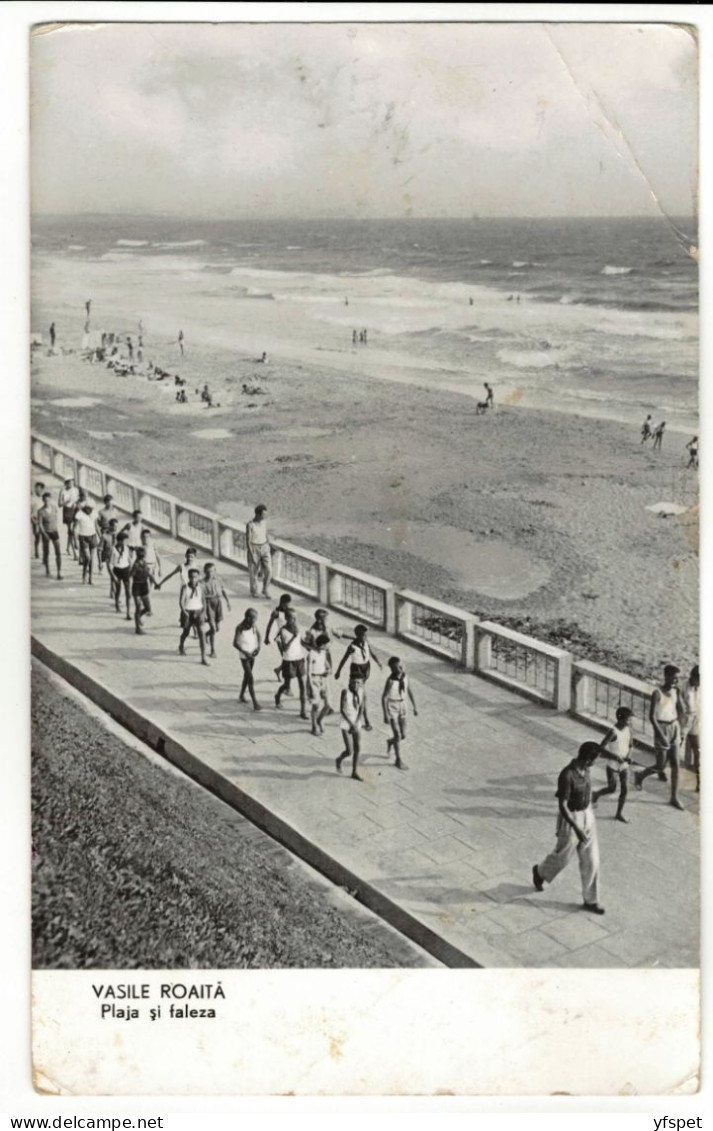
[30,318,699,681]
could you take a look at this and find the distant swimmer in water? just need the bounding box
[484,382,494,410]
[344,297,349,306]
[640,414,653,443]
[49,322,56,349]
[469,297,473,306]
[652,421,666,451]
[255,351,268,363]
[507,294,513,302]
[178,329,184,356]
[352,329,357,344]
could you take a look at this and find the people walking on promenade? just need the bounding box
[680,665,700,792]
[233,608,262,711]
[109,531,132,616]
[58,476,80,559]
[640,414,652,443]
[635,664,685,809]
[592,706,634,823]
[265,593,293,680]
[74,499,100,585]
[246,504,272,598]
[304,607,342,655]
[128,546,155,635]
[336,677,366,781]
[140,528,162,584]
[335,623,382,731]
[382,656,418,770]
[100,519,119,596]
[274,610,307,717]
[179,568,208,664]
[532,741,605,914]
[652,421,666,451]
[37,491,62,579]
[122,510,146,559]
[31,481,45,559]
[202,561,231,658]
[157,546,199,631]
[96,494,119,572]
[307,633,332,736]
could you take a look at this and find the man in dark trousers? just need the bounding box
[532,741,605,915]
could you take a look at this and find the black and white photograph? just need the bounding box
[17,11,703,1097]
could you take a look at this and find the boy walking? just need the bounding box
[532,741,604,915]
[382,656,418,770]
[179,568,209,664]
[274,610,307,717]
[233,608,262,710]
[592,706,634,822]
[58,477,80,558]
[128,546,154,634]
[202,562,231,658]
[306,633,332,735]
[334,623,382,730]
[336,677,366,781]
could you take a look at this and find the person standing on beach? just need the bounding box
[592,706,634,823]
[233,608,262,710]
[532,741,605,915]
[31,481,45,559]
[128,546,154,635]
[336,677,366,781]
[382,656,418,770]
[178,329,184,357]
[274,610,307,718]
[246,504,272,599]
[307,633,332,736]
[686,436,699,469]
[635,664,685,808]
[49,323,56,350]
[202,561,231,658]
[652,421,666,450]
[334,623,382,731]
[640,414,653,443]
[109,531,132,617]
[484,382,495,410]
[85,299,91,318]
[58,477,80,559]
[37,491,62,580]
[179,568,209,664]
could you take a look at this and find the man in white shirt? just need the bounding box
[58,477,80,558]
[74,501,100,585]
[635,664,686,809]
[246,503,272,599]
[31,481,45,559]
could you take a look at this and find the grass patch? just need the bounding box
[31,667,422,969]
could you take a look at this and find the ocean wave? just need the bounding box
[286,245,302,250]
[497,348,561,370]
[601,265,634,275]
[512,261,530,268]
[480,259,492,265]
[67,244,85,251]
[116,239,149,247]
[151,239,208,249]
[100,251,137,261]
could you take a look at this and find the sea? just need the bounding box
[32,215,699,430]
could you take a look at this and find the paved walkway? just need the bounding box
[30,479,699,968]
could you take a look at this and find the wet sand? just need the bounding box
[30,336,698,680]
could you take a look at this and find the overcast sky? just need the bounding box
[31,21,697,218]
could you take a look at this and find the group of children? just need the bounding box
[32,492,420,780]
[590,661,700,823]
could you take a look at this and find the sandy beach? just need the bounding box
[30,294,698,680]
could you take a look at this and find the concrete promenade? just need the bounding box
[31,481,699,968]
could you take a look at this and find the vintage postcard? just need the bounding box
[27,16,700,1096]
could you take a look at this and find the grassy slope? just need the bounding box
[31,667,424,969]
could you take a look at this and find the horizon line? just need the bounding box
[32,211,698,223]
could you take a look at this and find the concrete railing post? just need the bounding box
[211,518,221,559]
[462,617,476,670]
[476,626,492,673]
[573,667,594,716]
[317,561,330,605]
[553,653,573,713]
[384,588,396,635]
[396,596,412,637]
